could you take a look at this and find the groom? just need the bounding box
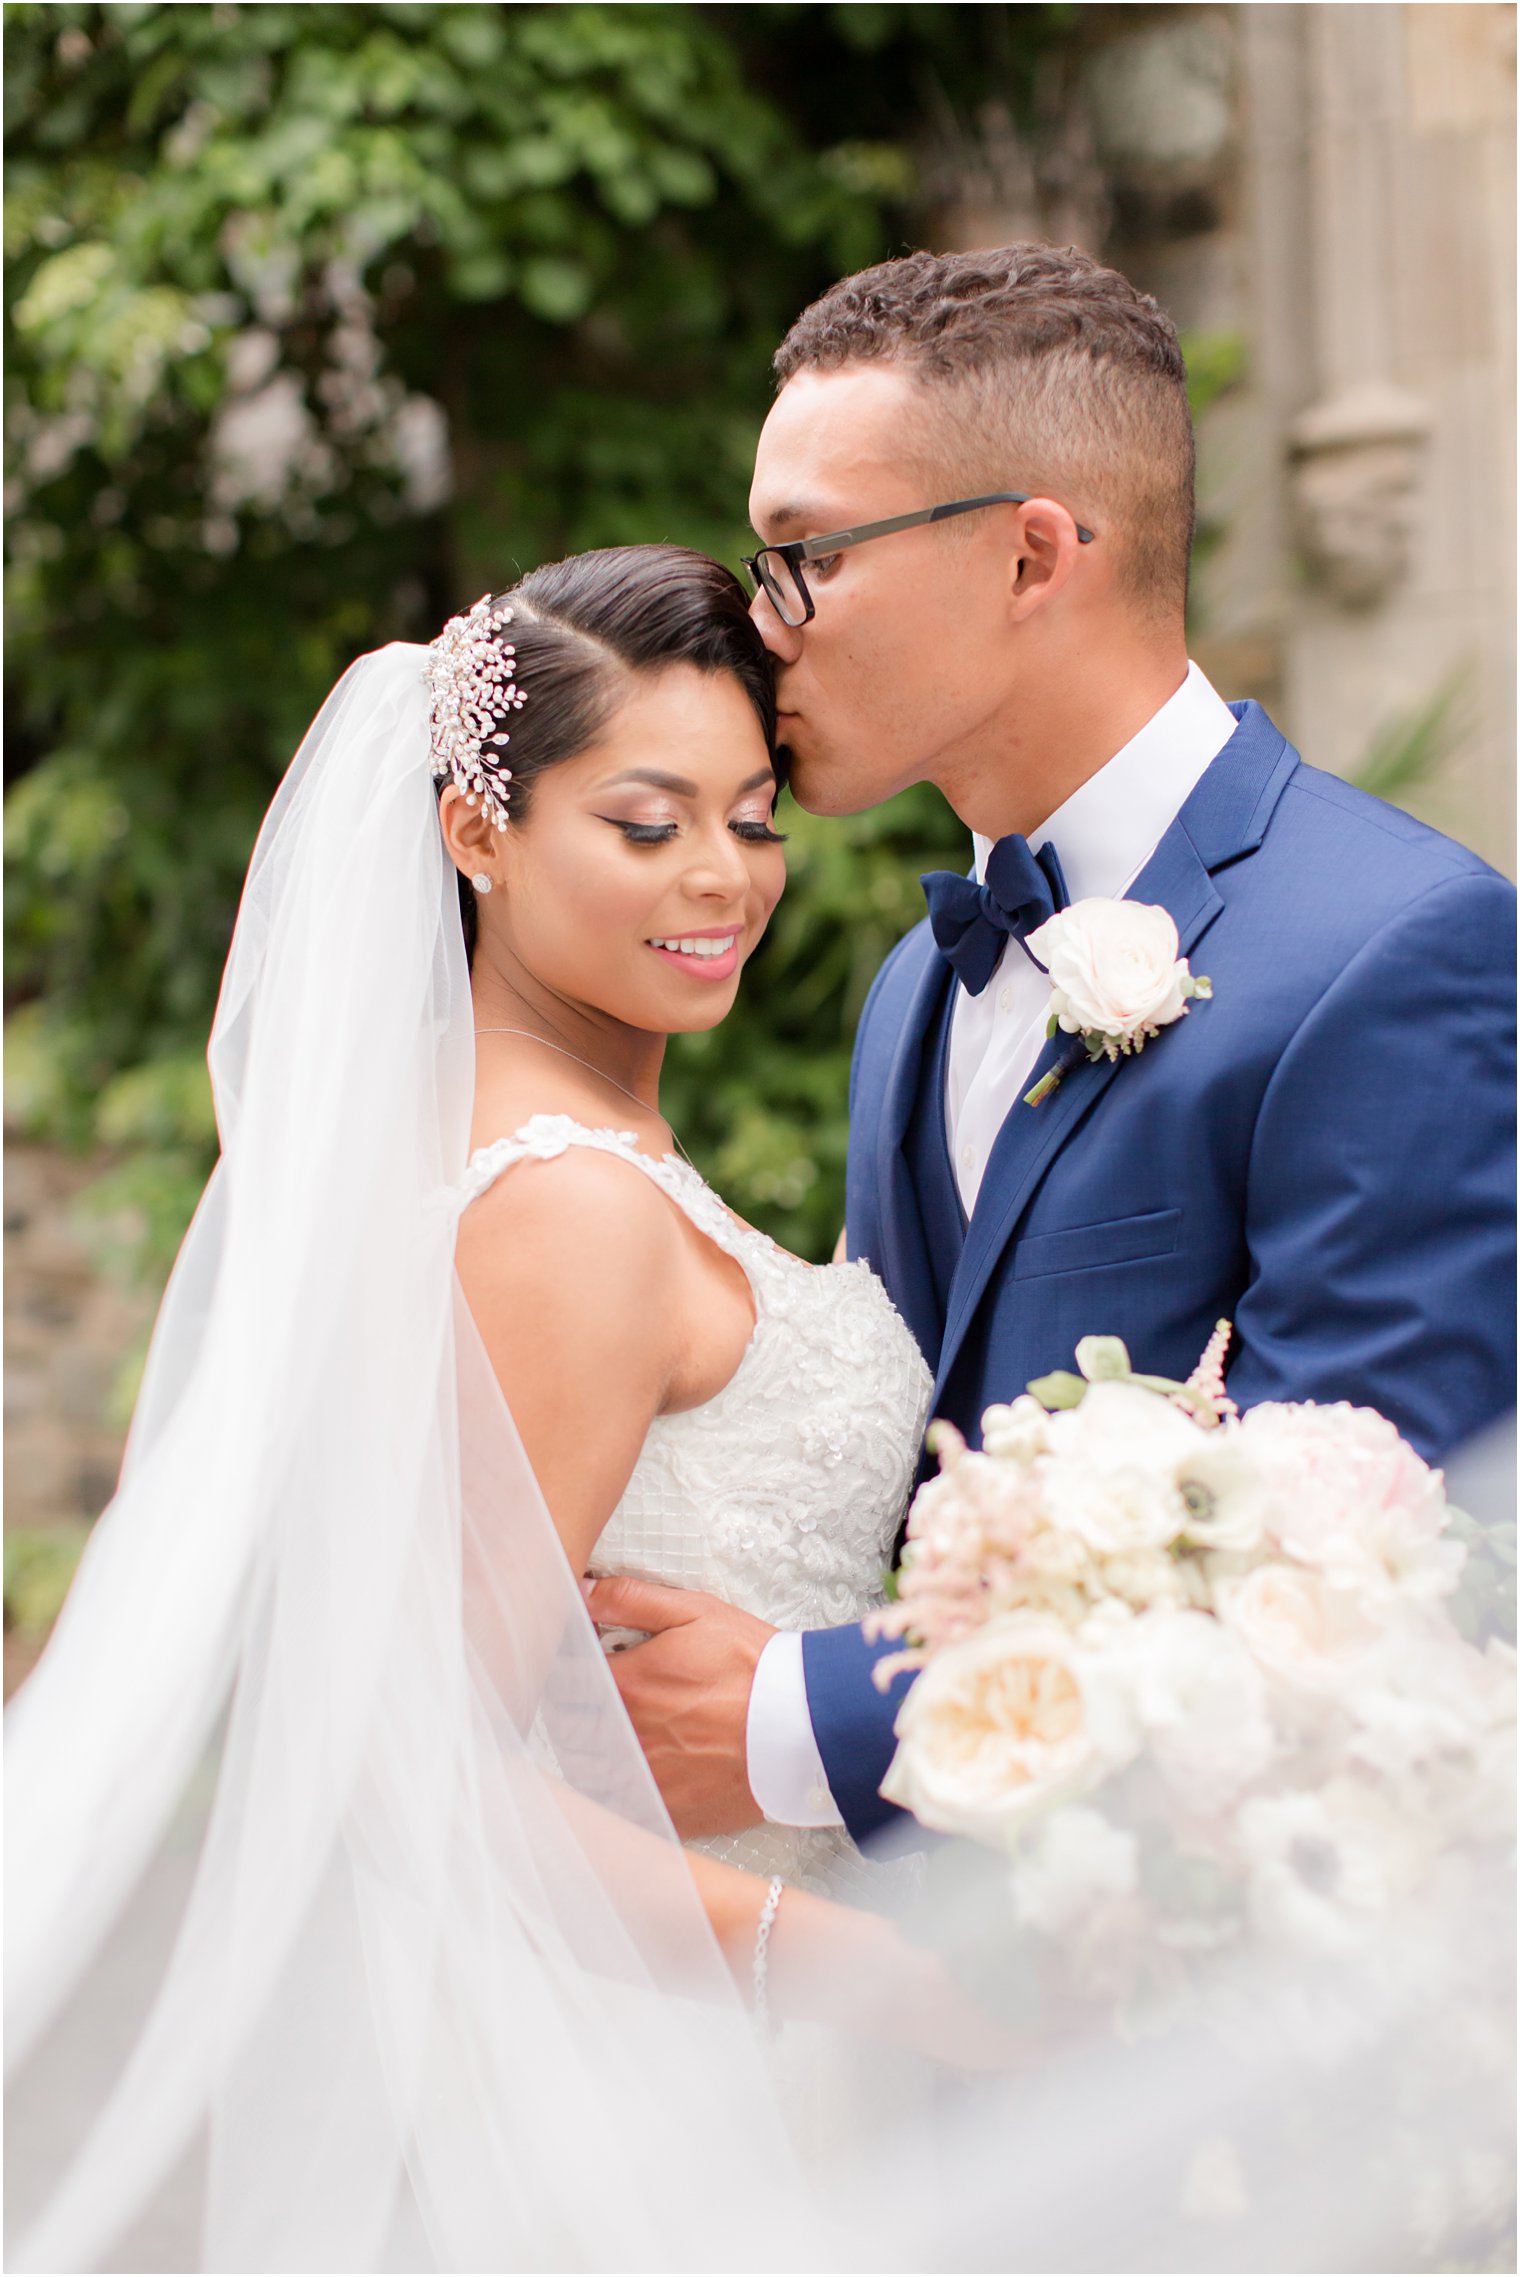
[588,243,1517,1848]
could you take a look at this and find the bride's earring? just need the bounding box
[471,873,493,895]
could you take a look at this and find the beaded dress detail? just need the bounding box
[460,1114,933,1899]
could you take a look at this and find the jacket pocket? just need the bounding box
[1011,1206,1182,1281]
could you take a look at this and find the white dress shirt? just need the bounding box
[947,662,1239,1212]
[746,662,1240,1828]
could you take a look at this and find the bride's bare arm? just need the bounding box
[455,1146,693,1574]
[687,1848,1013,2067]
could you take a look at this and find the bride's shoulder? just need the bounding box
[458,1116,683,1309]
[457,1124,687,1429]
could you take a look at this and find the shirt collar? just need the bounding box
[972,661,1240,899]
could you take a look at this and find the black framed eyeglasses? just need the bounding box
[741,492,1097,628]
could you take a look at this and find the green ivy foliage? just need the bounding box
[4,2,1077,1274]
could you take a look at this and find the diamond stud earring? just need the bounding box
[471,872,493,895]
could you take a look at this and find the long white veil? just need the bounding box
[4,646,815,2273]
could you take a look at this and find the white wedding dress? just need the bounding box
[460,1113,934,1899]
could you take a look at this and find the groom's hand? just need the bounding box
[583,1576,772,1838]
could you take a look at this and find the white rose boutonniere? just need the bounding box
[1022,898,1212,1106]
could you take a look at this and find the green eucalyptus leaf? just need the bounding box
[1027,1369,1087,1411]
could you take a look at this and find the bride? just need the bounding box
[5,544,978,2274]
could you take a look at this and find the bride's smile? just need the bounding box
[646,928,741,977]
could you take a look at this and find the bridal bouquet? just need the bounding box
[871,1333,1516,2255]
[870,1329,1515,2002]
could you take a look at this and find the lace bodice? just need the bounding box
[461,1114,933,1896]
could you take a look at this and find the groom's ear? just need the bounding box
[1005,498,1087,621]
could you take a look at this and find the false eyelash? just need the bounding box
[607,820,787,846]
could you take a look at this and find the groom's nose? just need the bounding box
[749,584,804,665]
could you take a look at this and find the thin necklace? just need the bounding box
[473,1025,697,1171]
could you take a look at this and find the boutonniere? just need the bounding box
[1022,899,1212,1106]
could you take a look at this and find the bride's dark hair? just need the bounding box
[444,544,779,958]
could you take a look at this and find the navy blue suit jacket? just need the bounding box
[804,704,1517,1842]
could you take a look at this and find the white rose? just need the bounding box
[1238,1402,1460,1614]
[880,1615,1120,1846]
[1051,1378,1202,1466]
[1025,898,1193,1043]
[1058,1407,1268,1565]
[1042,1454,1183,1562]
[1090,1607,1276,1810]
[1341,1614,1515,1791]
[1041,1382,1200,1558]
[1215,1561,1375,1688]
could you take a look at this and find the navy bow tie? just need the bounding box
[920,835,1070,996]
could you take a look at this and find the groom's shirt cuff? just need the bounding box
[746,1631,845,1828]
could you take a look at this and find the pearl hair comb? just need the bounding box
[425,592,527,831]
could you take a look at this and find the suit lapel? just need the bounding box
[871,935,956,1358]
[932,704,1298,1403]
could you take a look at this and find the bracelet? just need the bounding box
[752,1874,785,2034]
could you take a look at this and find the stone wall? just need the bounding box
[1221,2,1515,870]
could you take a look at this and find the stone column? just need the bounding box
[1231,3,1515,872]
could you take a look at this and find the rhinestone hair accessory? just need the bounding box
[425,592,527,831]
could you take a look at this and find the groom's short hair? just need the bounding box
[775,243,1195,624]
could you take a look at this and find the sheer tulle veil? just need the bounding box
[4,644,817,2272]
